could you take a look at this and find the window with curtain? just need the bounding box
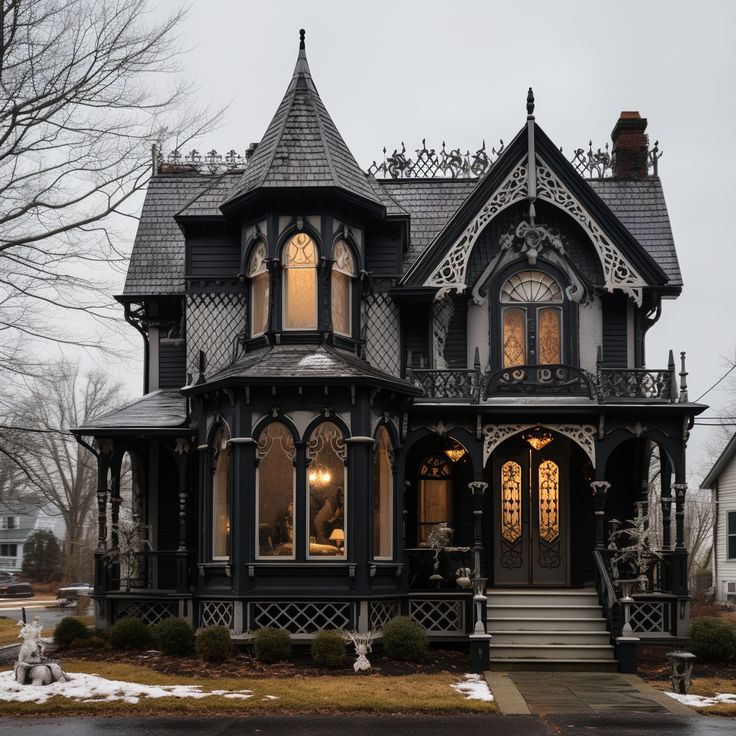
[283,232,317,330]
[417,455,452,545]
[256,422,296,558]
[249,241,269,336]
[211,425,231,559]
[373,426,393,559]
[331,239,355,337]
[307,421,346,558]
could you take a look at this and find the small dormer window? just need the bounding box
[283,233,318,330]
[249,242,269,336]
[331,239,355,337]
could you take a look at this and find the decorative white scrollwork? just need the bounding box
[482,423,596,465]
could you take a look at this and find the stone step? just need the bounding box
[487,604,604,619]
[488,629,612,646]
[487,616,608,632]
[489,643,616,660]
[487,658,619,672]
[487,589,599,607]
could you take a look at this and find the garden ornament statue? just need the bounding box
[14,615,68,686]
[344,630,377,672]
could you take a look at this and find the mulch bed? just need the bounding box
[57,642,471,679]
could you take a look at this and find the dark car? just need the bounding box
[0,581,33,597]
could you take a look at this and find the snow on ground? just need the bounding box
[451,673,494,702]
[665,691,736,707]
[0,670,258,704]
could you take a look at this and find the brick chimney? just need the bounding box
[611,111,649,178]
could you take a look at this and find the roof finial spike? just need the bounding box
[299,28,306,50]
[527,87,535,117]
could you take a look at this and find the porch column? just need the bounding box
[591,481,610,550]
[93,438,114,598]
[468,481,488,579]
[673,482,687,550]
[109,453,123,552]
[174,437,192,594]
[660,455,672,551]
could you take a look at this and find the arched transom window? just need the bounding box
[500,270,564,368]
[331,240,355,337]
[283,232,317,330]
[249,242,269,336]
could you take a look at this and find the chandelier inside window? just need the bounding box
[523,428,554,451]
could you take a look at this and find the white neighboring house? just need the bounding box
[702,433,736,605]
[0,502,65,574]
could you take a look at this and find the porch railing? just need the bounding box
[593,550,622,642]
[597,368,675,402]
[96,548,194,594]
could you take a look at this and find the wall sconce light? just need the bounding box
[444,441,467,463]
[523,427,554,451]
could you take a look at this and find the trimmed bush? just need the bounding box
[381,616,428,662]
[53,616,90,649]
[311,630,347,668]
[107,617,153,650]
[254,627,291,663]
[153,617,194,656]
[690,617,736,662]
[195,625,233,662]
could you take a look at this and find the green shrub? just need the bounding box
[53,616,90,649]
[311,630,347,668]
[195,625,233,662]
[254,627,291,663]
[690,617,736,662]
[381,616,428,662]
[152,617,194,656]
[107,617,153,650]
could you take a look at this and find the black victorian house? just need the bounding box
[75,31,704,668]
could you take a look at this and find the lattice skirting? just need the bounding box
[200,600,235,630]
[630,601,669,634]
[409,597,467,636]
[114,600,178,625]
[250,601,355,636]
[369,600,401,630]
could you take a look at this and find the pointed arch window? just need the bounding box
[283,232,318,330]
[373,426,393,559]
[249,242,269,336]
[212,425,231,560]
[307,421,347,559]
[500,270,564,367]
[331,240,355,337]
[256,422,296,559]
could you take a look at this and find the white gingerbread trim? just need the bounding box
[482,423,596,465]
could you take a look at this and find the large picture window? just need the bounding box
[283,232,318,330]
[418,455,452,545]
[307,422,346,558]
[249,241,269,336]
[331,239,355,337]
[256,422,296,558]
[373,426,393,559]
[211,425,231,559]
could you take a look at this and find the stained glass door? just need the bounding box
[492,442,568,586]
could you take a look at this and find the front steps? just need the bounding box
[487,588,617,671]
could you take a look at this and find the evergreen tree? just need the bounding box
[21,530,62,582]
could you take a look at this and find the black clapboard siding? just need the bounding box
[365,222,403,276]
[444,297,467,367]
[402,307,429,369]
[187,235,240,278]
[159,341,186,388]
[601,293,628,367]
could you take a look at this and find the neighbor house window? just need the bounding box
[331,239,355,337]
[418,455,452,545]
[283,232,317,330]
[373,426,393,559]
[256,422,296,558]
[307,422,346,559]
[211,425,231,559]
[249,241,269,336]
[0,544,17,557]
[729,511,736,560]
[0,516,18,530]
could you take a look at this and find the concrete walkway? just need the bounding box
[486,671,693,715]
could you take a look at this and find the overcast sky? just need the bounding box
[101,0,733,483]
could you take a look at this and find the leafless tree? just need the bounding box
[0,361,122,578]
[0,0,219,377]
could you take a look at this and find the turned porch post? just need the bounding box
[591,481,611,550]
[660,454,672,551]
[174,437,192,593]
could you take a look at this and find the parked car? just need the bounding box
[0,581,33,598]
[56,582,93,599]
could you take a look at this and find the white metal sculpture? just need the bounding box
[14,615,68,686]
[344,630,378,672]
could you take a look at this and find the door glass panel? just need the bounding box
[537,307,561,365]
[501,460,522,543]
[502,307,526,368]
[538,459,560,543]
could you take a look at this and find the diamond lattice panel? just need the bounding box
[409,598,465,633]
[369,600,400,630]
[252,601,354,634]
[115,600,177,626]
[630,601,667,633]
[200,600,234,630]
[186,293,246,376]
[361,293,400,376]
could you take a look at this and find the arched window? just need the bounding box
[249,242,269,336]
[418,455,452,545]
[331,240,355,337]
[373,426,393,559]
[283,232,317,330]
[212,425,231,559]
[256,422,296,558]
[307,421,346,558]
[500,269,564,368]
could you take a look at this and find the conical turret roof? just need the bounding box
[223,31,383,210]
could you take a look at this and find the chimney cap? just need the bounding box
[618,111,642,120]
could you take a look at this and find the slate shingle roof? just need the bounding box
[222,43,382,210]
[75,390,188,432]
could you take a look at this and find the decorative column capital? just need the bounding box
[591,480,610,510]
[468,480,488,495]
[673,483,687,499]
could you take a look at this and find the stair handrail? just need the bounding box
[593,549,622,642]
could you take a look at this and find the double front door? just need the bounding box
[492,440,569,585]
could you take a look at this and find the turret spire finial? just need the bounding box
[299,29,305,50]
[527,87,535,117]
